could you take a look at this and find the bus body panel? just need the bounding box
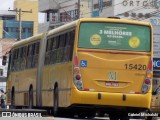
[6,33,44,107]
[71,88,151,109]
[77,49,151,93]
[41,62,72,107]
[9,69,37,106]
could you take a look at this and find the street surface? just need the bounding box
[45,117,159,120]
[0,108,159,120]
[0,114,160,120]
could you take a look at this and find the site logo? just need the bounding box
[90,34,102,46]
[2,112,42,117]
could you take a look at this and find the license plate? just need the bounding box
[106,82,119,86]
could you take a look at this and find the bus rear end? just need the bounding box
[71,18,152,115]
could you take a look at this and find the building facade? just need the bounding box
[3,20,33,39]
[14,0,38,36]
[0,39,15,92]
[38,0,92,32]
[0,0,38,40]
[0,0,38,92]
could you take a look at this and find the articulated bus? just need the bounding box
[4,18,153,119]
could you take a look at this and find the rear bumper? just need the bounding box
[71,89,151,110]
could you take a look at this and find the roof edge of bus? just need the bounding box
[12,32,45,49]
[78,17,151,26]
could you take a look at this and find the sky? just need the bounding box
[1,0,14,10]
[0,0,45,23]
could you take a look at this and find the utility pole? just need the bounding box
[8,8,32,40]
[78,0,80,19]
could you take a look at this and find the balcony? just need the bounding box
[39,0,59,13]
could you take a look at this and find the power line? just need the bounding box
[79,0,128,16]
[130,9,160,21]
[53,0,75,21]
[76,0,158,22]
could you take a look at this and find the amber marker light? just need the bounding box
[74,68,79,74]
[146,73,152,79]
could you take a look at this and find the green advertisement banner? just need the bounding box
[78,22,151,52]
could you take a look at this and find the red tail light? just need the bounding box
[145,79,150,85]
[142,59,152,94]
[74,55,78,66]
[73,54,83,90]
[148,60,152,70]
[76,75,81,80]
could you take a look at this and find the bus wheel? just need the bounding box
[146,116,152,120]
[87,111,95,119]
[120,116,130,120]
[53,86,59,117]
[78,112,86,119]
[109,114,119,120]
[145,111,153,120]
[11,87,15,109]
[28,86,33,109]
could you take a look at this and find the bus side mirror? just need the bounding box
[2,56,7,66]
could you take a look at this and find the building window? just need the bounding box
[22,28,26,33]
[94,4,99,9]
[94,0,112,9]
[52,13,58,22]
[16,28,19,32]
[4,27,8,32]
[60,9,78,22]
[10,27,14,32]
[0,69,3,76]
[28,28,33,33]
[103,0,112,7]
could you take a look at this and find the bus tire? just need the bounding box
[53,86,59,117]
[11,87,15,109]
[146,116,152,120]
[87,111,95,119]
[120,116,130,120]
[28,86,33,109]
[109,114,119,120]
[109,116,119,120]
[78,112,86,119]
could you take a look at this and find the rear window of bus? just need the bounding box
[78,22,151,52]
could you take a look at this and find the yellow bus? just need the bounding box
[4,18,153,119]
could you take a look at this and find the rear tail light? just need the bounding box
[142,85,149,93]
[145,79,150,85]
[74,68,79,74]
[142,59,152,94]
[73,55,83,90]
[146,73,152,79]
[75,75,81,80]
[148,60,152,70]
[74,55,78,66]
